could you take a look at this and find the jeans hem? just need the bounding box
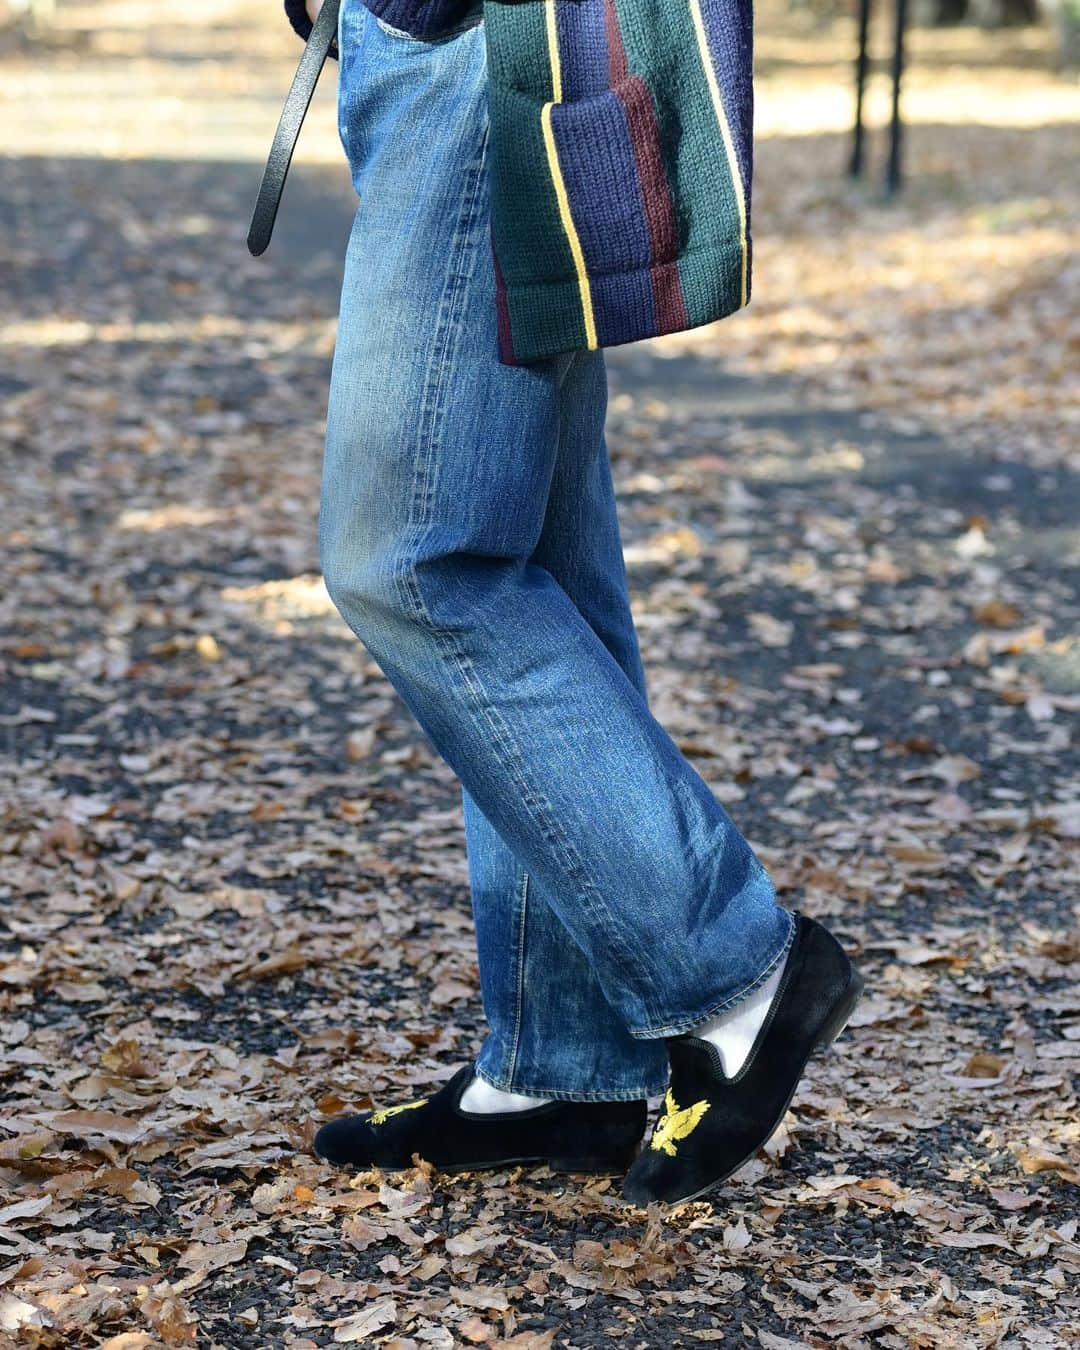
[471,1061,665,1103]
[625,907,797,1041]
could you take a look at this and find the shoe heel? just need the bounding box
[818,965,865,1050]
[550,1148,640,1176]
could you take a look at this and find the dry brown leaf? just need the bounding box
[176,1240,249,1274]
[332,1297,398,1342]
[1014,1142,1080,1185]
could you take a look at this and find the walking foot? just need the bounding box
[313,1063,647,1176]
[622,910,864,1209]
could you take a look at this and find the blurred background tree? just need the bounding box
[0,0,1076,58]
[2,0,56,31]
[1,0,1075,67]
[786,0,1074,60]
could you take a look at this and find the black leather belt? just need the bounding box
[247,0,343,257]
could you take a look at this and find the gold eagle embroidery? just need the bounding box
[649,1088,710,1156]
[369,1097,428,1126]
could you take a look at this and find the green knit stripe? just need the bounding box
[503,266,595,364]
[482,7,581,322]
[483,0,553,100]
[611,0,745,323]
[498,237,747,364]
[486,86,582,299]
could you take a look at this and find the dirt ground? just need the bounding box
[0,1,1077,1346]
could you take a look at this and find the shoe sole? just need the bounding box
[633,964,866,1210]
[314,1148,642,1178]
[441,1150,641,1177]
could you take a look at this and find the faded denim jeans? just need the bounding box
[321,0,796,1101]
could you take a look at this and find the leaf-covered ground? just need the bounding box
[0,2,1077,1346]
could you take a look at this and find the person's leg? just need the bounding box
[323,1,661,1143]
[321,7,794,1090]
[463,345,668,1103]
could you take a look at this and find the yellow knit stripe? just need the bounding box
[688,0,748,306]
[541,0,597,349]
[545,0,562,101]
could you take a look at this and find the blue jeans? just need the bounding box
[322,0,796,1101]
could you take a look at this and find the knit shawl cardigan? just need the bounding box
[285,0,754,367]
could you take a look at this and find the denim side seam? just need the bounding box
[409,607,659,1019]
[391,124,660,1028]
[402,128,489,543]
[504,866,529,1085]
[336,2,354,167]
[626,904,798,1040]
[380,107,656,1050]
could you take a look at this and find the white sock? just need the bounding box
[688,945,791,1077]
[459,1071,552,1113]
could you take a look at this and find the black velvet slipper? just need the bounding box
[313,1062,648,1176]
[622,910,865,1209]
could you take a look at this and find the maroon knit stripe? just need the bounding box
[603,0,688,333]
[619,78,681,273]
[605,0,629,84]
[490,219,519,366]
[650,261,689,336]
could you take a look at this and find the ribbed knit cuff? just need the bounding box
[283,0,339,60]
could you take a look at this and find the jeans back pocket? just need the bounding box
[373,10,481,43]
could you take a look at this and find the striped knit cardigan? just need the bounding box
[285,0,754,367]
